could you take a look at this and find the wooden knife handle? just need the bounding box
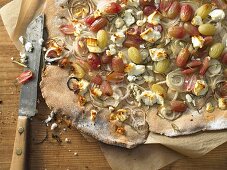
[10,116,28,170]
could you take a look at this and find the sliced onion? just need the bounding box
[157,106,182,121]
[45,48,64,62]
[208,59,222,76]
[166,70,185,92]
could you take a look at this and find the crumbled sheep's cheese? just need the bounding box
[110,31,126,47]
[78,80,90,95]
[156,93,164,105]
[125,63,145,76]
[25,42,33,52]
[209,9,225,21]
[115,17,125,28]
[136,17,147,26]
[192,36,205,48]
[140,91,157,106]
[140,28,161,43]
[143,75,155,83]
[74,23,86,36]
[65,138,71,143]
[107,44,117,55]
[206,102,215,112]
[147,11,161,25]
[90,110,97,121]
[91,88,102,97]
[185,94,193,103]
[38,38,44,45]
[19,36,25,45]
[149,48,168,61]
[193,80,208,96]
[124,9,135,26]
[127,75,137,82]
[51,123,58,130]
[218,98,227,110]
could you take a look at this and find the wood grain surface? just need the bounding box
[0,0,227,170]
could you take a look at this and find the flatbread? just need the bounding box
[40,66,149,148]
[40,0,227,148]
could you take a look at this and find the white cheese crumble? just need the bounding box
[143,75,155,83]
[209,9,225,21]
[51,123,58,130]
[25,42,33,52]
[74,23,86,36]
[147,11,161,25]
[38,38,44,45]
[19,36,25,45]
[218,98,227,110]
[191,36,205,49]
[156,93,164,105]
[124,9,135,26]
[90,110,97,121]
[140,28,161,43]
[115,17,125,28]
[91,87,102,97]
[125,63,145,76]
[149,48,167,61]
[206,102,215,112]
[136,17,147,26]
[78,80,90,95]
[140,91,157,106]
[127,75,137,82]
[185,94,193,103]
[193,80,208,96]
[110,31,126,47]
[107,44,117,55]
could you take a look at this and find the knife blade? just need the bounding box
[10,14,44,170]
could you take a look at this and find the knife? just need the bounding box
[10,14,44,170]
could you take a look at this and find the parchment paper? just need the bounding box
[1,0,227,169]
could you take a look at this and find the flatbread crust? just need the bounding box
[40,0,227,148]
[147,107,227,136]
[40,66,149,148]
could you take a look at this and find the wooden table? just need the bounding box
[0,0,227,169]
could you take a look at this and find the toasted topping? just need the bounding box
[147,11,161,25]
[193,80,208,96]
[140,28,161,43]
[192,36,205,49]
[206,102,215,113]
[140,91,157,106]
[209,9,225,21]
[218,98,227,110]
[90,110,97,121]
[116,126,125,135]
[149,48,167,61]
[125,63,145,76]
